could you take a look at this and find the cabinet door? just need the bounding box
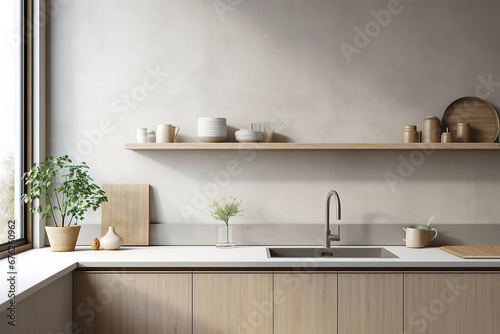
[404,273,500,334]
[74,272,192,334]
[274,272,337,334]
[338,272,403,334]
[193,272,273,334]
[74,272,98,334]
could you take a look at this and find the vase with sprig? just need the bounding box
[21,155,108,251]
[209,195,247,248]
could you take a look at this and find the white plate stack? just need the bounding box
[198,117,227,143]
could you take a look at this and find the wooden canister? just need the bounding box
[441,127,454,143]
[402,125,419,143]
[456,122,471,142]
[441,132,454,143]
[421,116,441,143]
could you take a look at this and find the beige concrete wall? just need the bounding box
[47,0,500,245]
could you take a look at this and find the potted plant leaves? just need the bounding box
[209,195,247,248]
[22,155,108,251]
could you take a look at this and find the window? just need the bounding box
[0,0,33,256]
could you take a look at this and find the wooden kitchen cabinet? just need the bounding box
[71,269,500,334]
[192,272,273,334]
[338,272,404,334]
[404,272,500,334]
[274,272,337,334]
[73,272,192,334]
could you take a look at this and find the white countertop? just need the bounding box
[1,245,500,312]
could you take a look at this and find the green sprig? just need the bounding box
[209,195,247,227]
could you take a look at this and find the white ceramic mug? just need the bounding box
[156,124,180,143]
[136,128,148,143]
[403,227,438,248]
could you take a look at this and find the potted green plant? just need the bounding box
[22,155,108,251]
[209,195,247,248]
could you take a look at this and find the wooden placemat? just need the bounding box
[442,96,499,143]
[101,184,150,245]
[441,246,500,259]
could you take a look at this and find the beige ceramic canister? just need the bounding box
[421,116,441,143]
[402,125,419,143]
[456,122,471,142]
[441,127,454,143]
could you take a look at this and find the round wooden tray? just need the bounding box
[442,97,499,142]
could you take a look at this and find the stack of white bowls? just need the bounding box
[198,117,227,143]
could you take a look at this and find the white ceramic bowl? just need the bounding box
[197,125,227,130]
[235,130,264,143]
[199,121,226,124]
[198,128,227,132]
[198,117,226,124]
[198,128,227,131]
[198,132,227,137]
[198,131,227,136]
[198,117,226,120]
[198,122,226,127]
[199,136,227,143]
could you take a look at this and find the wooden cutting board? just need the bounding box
[101,184,150,245]
[441,246,500,259]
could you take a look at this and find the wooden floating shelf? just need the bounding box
[125,142,500,151]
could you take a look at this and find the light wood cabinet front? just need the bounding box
[338,272,404,334]
[274,272,337,334]
[404,273,500,334]
[73,272,192,334]
[193,272,273,334]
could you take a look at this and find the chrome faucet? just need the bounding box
[325,190,341,247]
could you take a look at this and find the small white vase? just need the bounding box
[100,226,123,250]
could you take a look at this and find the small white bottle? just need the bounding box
[136,128,148,143]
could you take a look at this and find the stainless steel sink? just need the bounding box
[266,247,398,258]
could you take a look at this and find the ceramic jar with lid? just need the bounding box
[147,130,156,143]
[456,122,471,142]
[421,116,441,143]
[402,125,419,143]
[441,128,454,143]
